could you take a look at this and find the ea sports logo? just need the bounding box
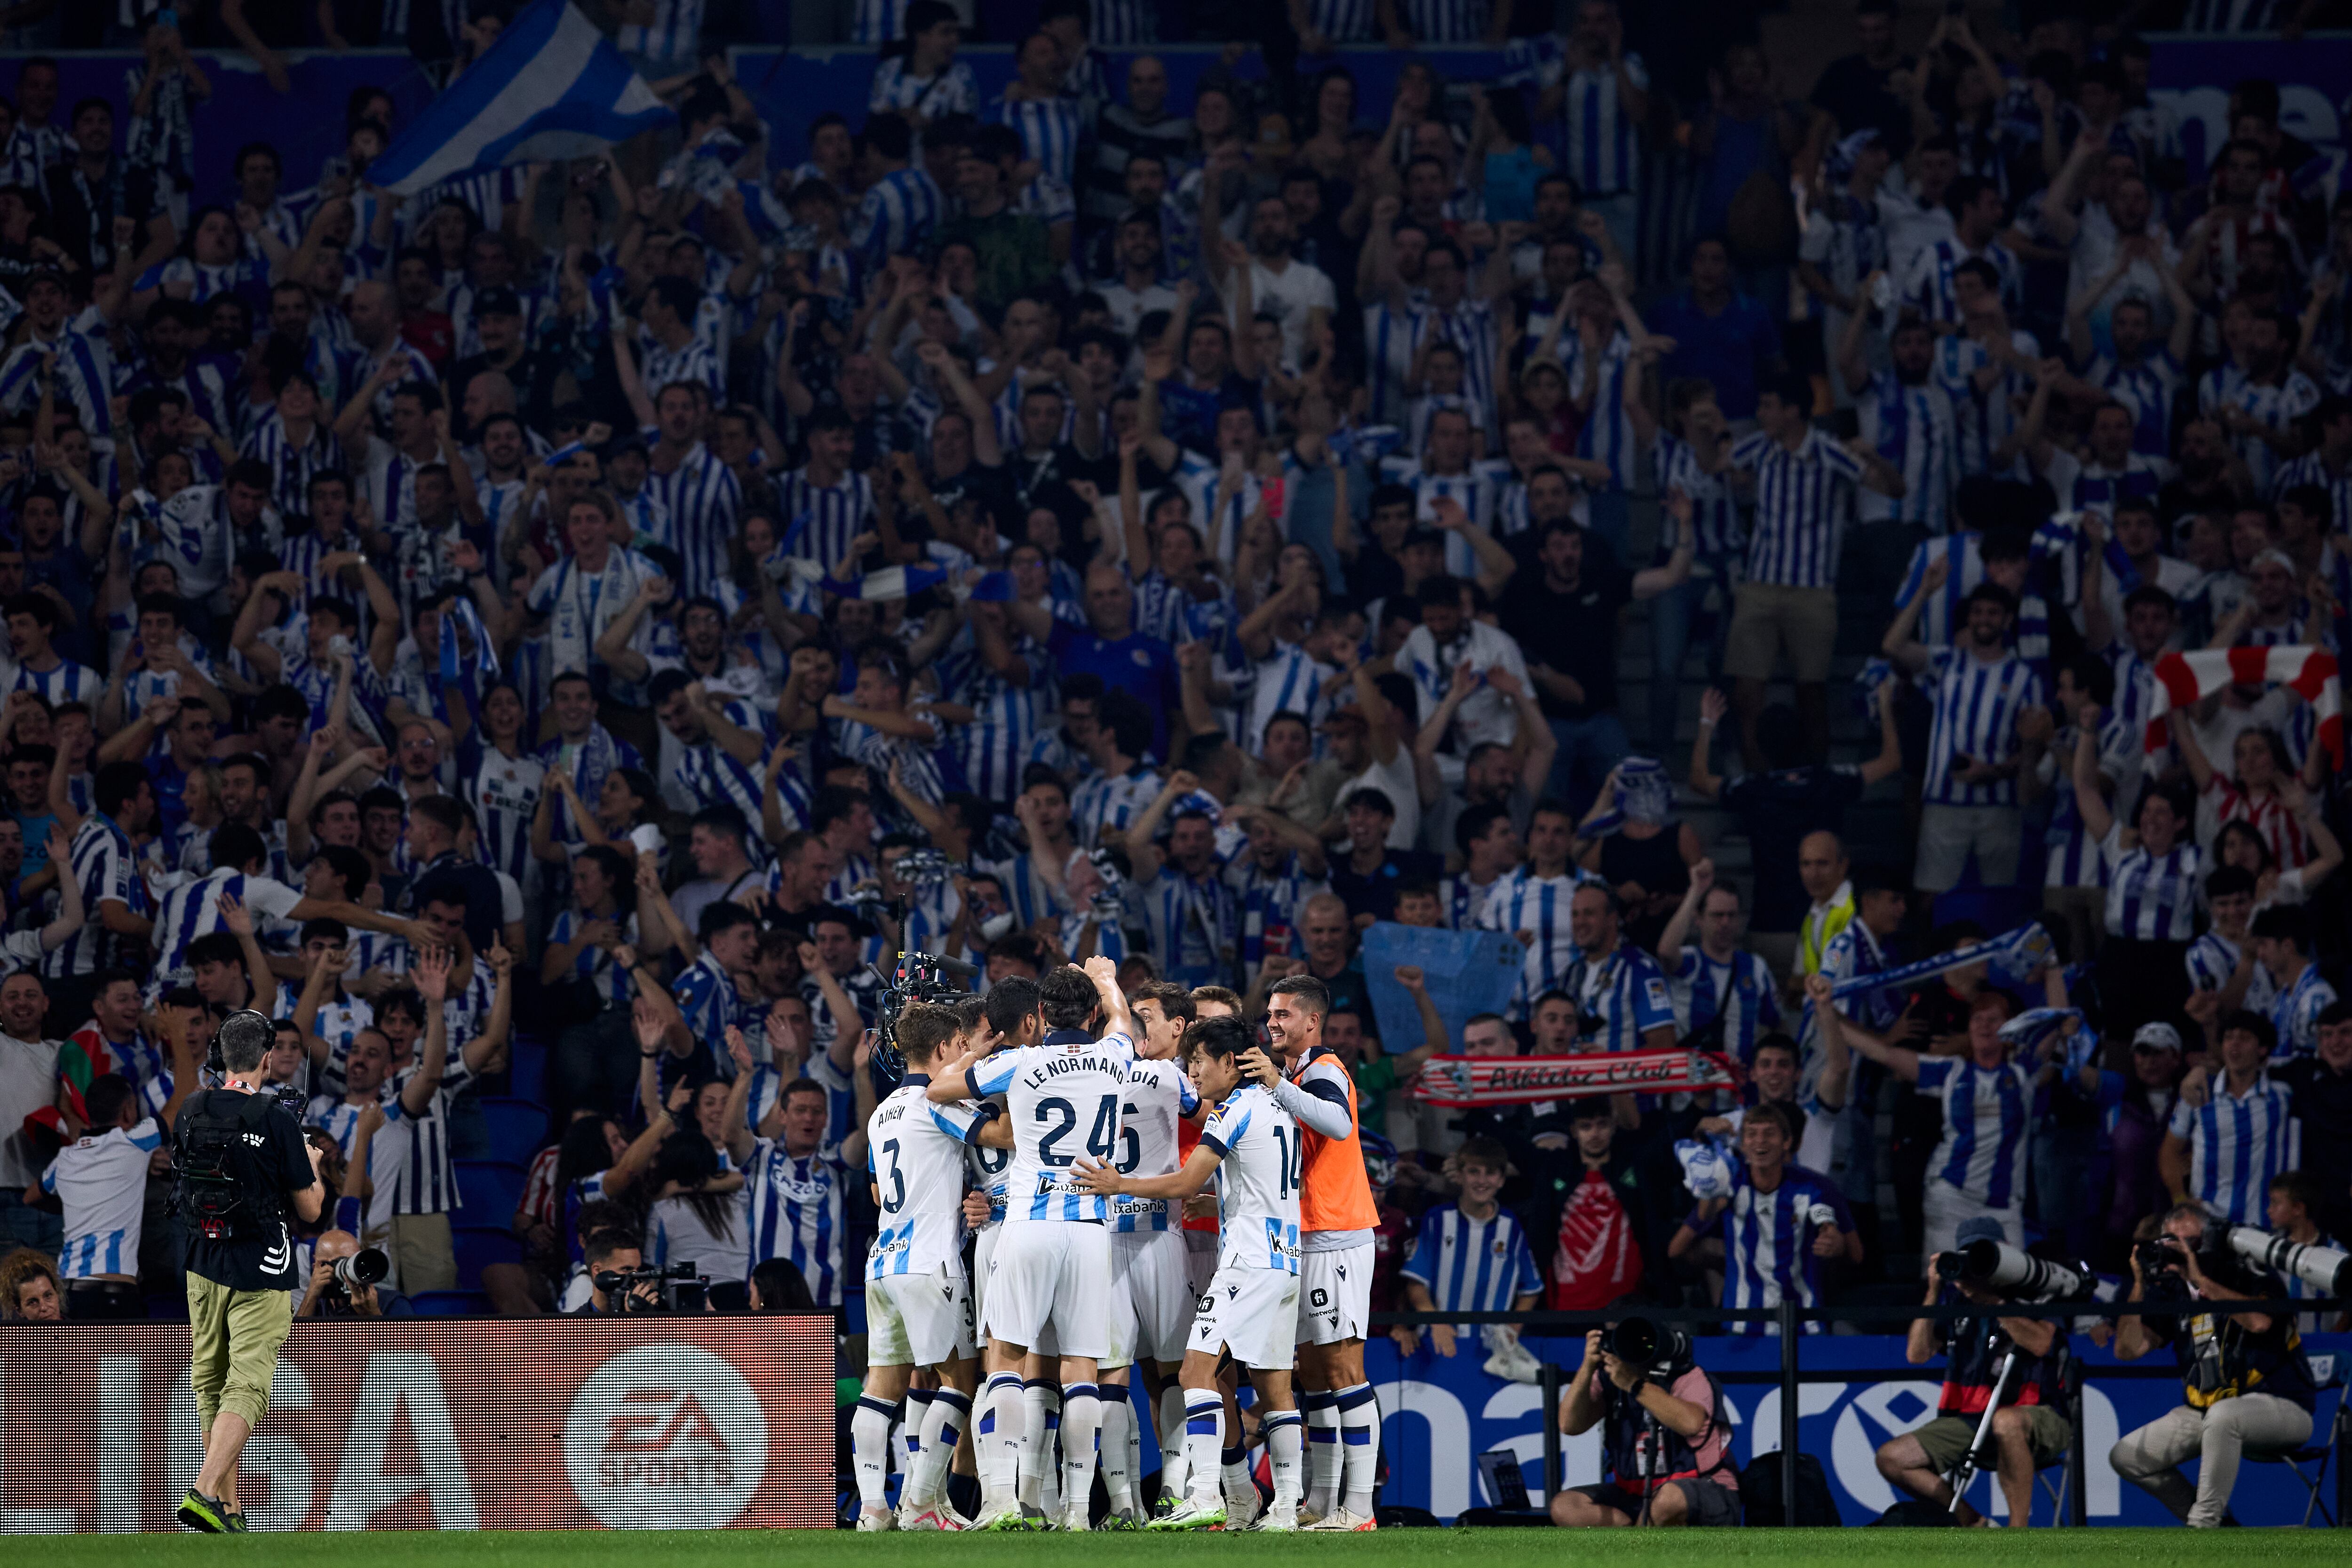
[565,1345,768,1527]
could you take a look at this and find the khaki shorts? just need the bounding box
[1908,1408,2072,1472]
[187,1272,294,1432]
[1725,582,1839,683]
[390,1211,457,1294]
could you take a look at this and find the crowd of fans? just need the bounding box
[0,0,2344,1452]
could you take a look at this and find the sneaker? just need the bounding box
[1303,1507,1377,1532]
[222,1513,250,1535]
[176,1491,228,1534]
[1145,1499,1227,1531]
[1021,1502,1055,1531]
[1296,1505,1324,1527]
[972,1505,1030,1532]
[1150,1495,1179,1521]
[1255,1504,1300,1532]
[853,1506,895,1532]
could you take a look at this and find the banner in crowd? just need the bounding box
[1413,1047,1742,1107]
[1359,921,1525,1056]
[0,1318,837,1531]
[1366,1331,2348,1526]
[2143,646,2345,767]
[2142,33,2352,183]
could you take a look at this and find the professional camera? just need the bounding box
[1932,1239,2092,1301]
[330,1248,389,1291]
[894,848,956,890]
[2135,1234,2197,1301]
[872,951,980,1079]
[592,1260,705,1314]
[2231,1226,2352,1296]
[1606,1316,1692,1370]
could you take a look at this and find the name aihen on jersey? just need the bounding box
[969,1032,1136,1221]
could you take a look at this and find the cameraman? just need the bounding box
[570,1229,661,1314]
[1549,1327,1740,1528]
[173,1010,326,1535]
[1875,1218,2070,1527]
[2110,1202,2316,1528]
[298,1231,413,1318]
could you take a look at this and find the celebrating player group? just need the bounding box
[846,955,1381,1532]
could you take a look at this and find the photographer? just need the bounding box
[1874,1219,2071,1527]
[297,1230,412,1319]
[2110,1202,2316,1528]
[172,1009,327,1535]
[570,1229,661,1315]
[1550,1325,1740,1528]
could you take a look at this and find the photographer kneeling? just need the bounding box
[299,1232,412,1319]
[1550,1324,1739,1528]
[1875,1218,2070,1526]
[2110,1202,2315,1527]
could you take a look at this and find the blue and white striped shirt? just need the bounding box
[0,311,115,437]
[1070,766,1163,852]
[2266,962,2336,1065]
[673,698,777,824]
[1669,947,1783,1062]
[45,813,143,979]
[1900,238,2022,327]
[640,332,723,402]
[241,412,344,522]
[2098,824,2200,942]
[992,92,1087,189]
[644,442,742,598]
[1712,1164,1850,1336]
[776,466,877,576]
[1654,429,1745,557]
[2272,450,2352,532]
[1935,331,2037,480]
[853,167,946,273]
[1376,454,1515,579]
[1133,863,1240,988]
[1733,427,1865,589]
[2200,364,2323,498]
[1921,645,2043,807]
[40,1118,163,1280]
[2086,351,2185,461]
[745,1137,850,1305]
[1858,370,1956,530]
[850,0,909,42]
[1891,532,1986,650]
[2169,1075,2299,1226]
[1551,54,1648,198]
[1562,941,1677,1052]
[938,624,1049,805]
[869,59,978,125]
[1566,327,1639,488]
[616,0,704,66]
[1478,867,1601,1019]
[1401,1202,1542,1332]
[1916,1058,2032,1210]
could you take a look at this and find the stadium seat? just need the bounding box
[2246,1351,2344,1526]
[409,1290,491,1316]
[452,1225,524,1288]
[506,1037,548,1106]
[454,1159,529,1222]
[479,1096,549,1157]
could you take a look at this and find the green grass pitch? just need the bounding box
[30,1531,2352,1566]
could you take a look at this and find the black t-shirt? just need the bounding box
[176,1088,317,1291]
[930,459,1021,538]
[1809,52,1920,158]
[1718,764,1869,932]
[2140,1253,2319,1413]
[446,349,559,439]
[1327,848,1444,925]
[1497,556,1632,720]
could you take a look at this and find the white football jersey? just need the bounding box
[866,1082,988,1279]
[1110,1058,1198,1234]
[40,1117,163,1278]
[1200,1084,1302,1274]
[968,1141,1012,1225]
[970,1031,1135,1223]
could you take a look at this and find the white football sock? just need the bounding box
[1264,1409,1304,1508]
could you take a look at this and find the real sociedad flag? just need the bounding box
[369,0,674,198]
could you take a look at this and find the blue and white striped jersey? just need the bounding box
[867,1079,988,1278]
[44,813,144,979]
[526,545,665,687]
[1200,1082,1302,1274]
[2042,713,2137,889]
[1549,54,1648,198]
[2266,962,2336,1065]
[969,1030,1135,1223]
[1857,370,1957,530]
[1899,238,2022,326]
[457,743,545,885]
[1934,330,2037,481]
[1375,455,1516,580]
[1132,862,1241,989]
[386,1051,476,1217]
[673,698,779,824]
[1401,1201,1542,1330]
[746,1136,851,1304]
[2169,1075,2300,1226]
[990,851,1076,932]
[1915,1057,2032,1210]
[639,331,723,402]
[1565,327,1640,487]
[1891,532,1986,650]
[1562,941,1677,1051]
[2181,0,2289,31]
[1228,853,1327,973]
[1732,427,1865,589]
[1669,947,1783,1062]
[40,1117,163,1279]
[1402,0,1490,40]
[241,412,345,525]
[1478,866,1601,1019]
[2185,931,2277,1016]
[1071,766,1163,851]
[1710,1164,1851,1336]
[10,658,103,708]
[992,92,1087,189]
[2272,449,2352,532]
[1654,430,1745,557]
[1817,917,1901,1034]
[643,443,742,600]
[1089,0,1160,43]
[2097,824,2200,942]
[1107,1057,1199,1234]
[1920,645,2043,808]
[2200,365,2322,498]
[853,167,947,273]
[850,0,910,42]
[149,867,307,988]
[617,0,705,69]
[675,948,766,1070]
[870,59,978,124]
[0,310,115,437]
[777,466,877,576]
[545,907,637,1008]
[2067,455,2170,519]
[1240,644,1339,757]
[937,622,1048,805]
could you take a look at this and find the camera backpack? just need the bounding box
[170,1090,279,1242]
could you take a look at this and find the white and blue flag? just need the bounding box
[370,0,674,198]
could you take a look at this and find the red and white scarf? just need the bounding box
[2141,646,2344,769]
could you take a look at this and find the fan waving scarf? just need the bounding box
[2142,646,2343,768]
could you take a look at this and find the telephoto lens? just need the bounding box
[331,1248,389,1289]
[1606,1317,1691,1368]
[2231,1226,2352,1295]
[1951,1238,2090,1301]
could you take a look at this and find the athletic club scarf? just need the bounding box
[2140,646,2345,768]
[1414,1047,1742,1108]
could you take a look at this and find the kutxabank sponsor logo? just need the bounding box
[564,1345,767,1527]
